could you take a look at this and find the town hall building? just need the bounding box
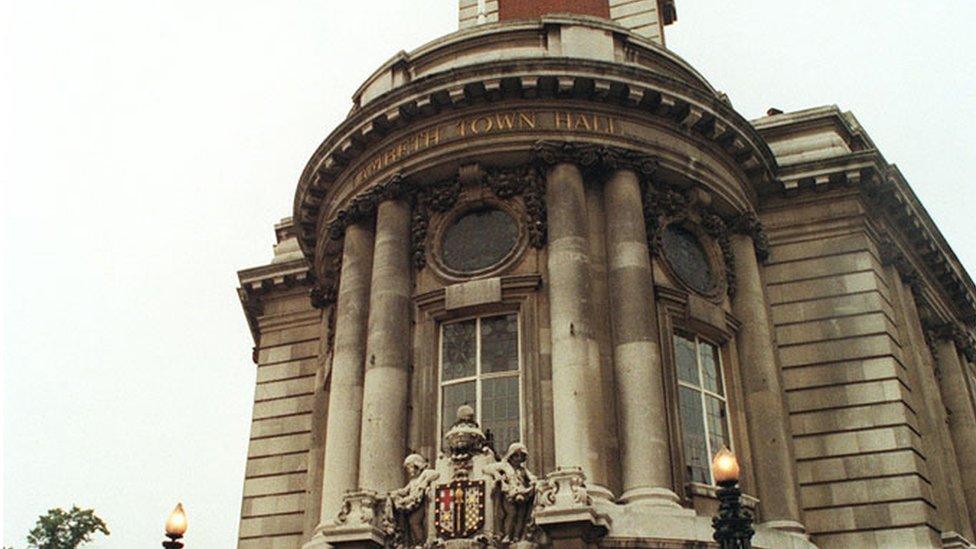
[235,1,976,547]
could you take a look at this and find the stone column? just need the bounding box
[544,161,610,500]
[891,277,972,542]
[358,198,413,493]
[934,337,976,534]
[729,233,804,534]
[603,168,680,507]
[313,222,375,532]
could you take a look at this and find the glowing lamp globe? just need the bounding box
[165,503,188,538]
[711,447,740,485]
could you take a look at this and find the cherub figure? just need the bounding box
[486,443,537,543]
[389,453,439,548]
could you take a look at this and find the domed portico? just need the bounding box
[237,3,976,549]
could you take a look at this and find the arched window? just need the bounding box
[439,313,522,451]
[673,331,732,485]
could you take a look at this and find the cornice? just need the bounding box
[757,140,976,327]
[294,56,778,264]
[864,169,976,325]
[237,258,315,345]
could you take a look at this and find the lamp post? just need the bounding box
[163,502,188,549]
[711,448,754,549]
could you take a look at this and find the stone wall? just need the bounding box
[762,190,943,547]
[237,252,325,549]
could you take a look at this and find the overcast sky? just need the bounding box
[3,1,974,548]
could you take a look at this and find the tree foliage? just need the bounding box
[25,506,109,549]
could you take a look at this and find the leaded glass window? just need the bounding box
[441,207,519,273]
[673,332,732,485]
[440,313,521,451]
[662,224,716,295]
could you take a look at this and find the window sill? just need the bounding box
[686,482,758,511]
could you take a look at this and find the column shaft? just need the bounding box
[730,233,803,531]
[358,199,413,493]
[891,273,972,539]
[603,168,678,506]
[545,162,607,497]
[935,339,976,534]
[316,222,375,525]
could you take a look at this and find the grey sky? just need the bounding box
[3,1,974,547]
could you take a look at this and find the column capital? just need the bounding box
[729,211,771,263]
[923,319,976,363]
[532,140,658,177]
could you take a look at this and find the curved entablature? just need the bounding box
[293,18,778,267]
[307,139,772,310]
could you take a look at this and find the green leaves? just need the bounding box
[25,506,109,549]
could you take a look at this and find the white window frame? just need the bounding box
[437,313,524,452]
[674,331,734,486]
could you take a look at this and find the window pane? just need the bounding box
[482,376,520,452]
[441,208,519,272]
[699,340,723,394]
[442,320,476,381]
[674,334,700,386]
[481,314,518,373]
[442,381,476,440]
[705,395,730,459]
[679,386,709,484]
[661,224,716,295]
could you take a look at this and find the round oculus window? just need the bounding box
[661,224,717,295]
[440,207,519,273]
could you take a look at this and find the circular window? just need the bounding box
[441,207,519,273]
[662,224,717,295]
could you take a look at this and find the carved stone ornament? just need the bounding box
[482,443,539,544]
[644,182,737,299]
[533,466,609,544]
[924,319,976,364]
[323,489,389,548]
[388,454,440,549]
[730,211,771,263]
[443,405,490,477]
[412,178,461,270]
[876,230,922,291]
[485,166,547,249]
[532,140,657,178]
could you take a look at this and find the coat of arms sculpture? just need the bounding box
[383,405,544,548]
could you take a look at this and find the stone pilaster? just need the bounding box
[307,222,375,545]
[603,167,679,507]
[891,276,973,543]
[729,232,805,534]
[358,198,413,493]
[542,159,611,501]
[934,336,976,535]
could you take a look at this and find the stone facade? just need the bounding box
[237,3,976,548]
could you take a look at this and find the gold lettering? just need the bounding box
[574,114,591,131]
[607,116,615,134]
[472,116,493,134]
[428,127,440,146]
[518,112,536,129]
[555,111,572,129]
[456,120,467,137]
[495,113,516,130]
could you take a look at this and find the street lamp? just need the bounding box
[711,448,754,549]
[163,502,188,549]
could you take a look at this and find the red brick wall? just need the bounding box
[498,0,610,20]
